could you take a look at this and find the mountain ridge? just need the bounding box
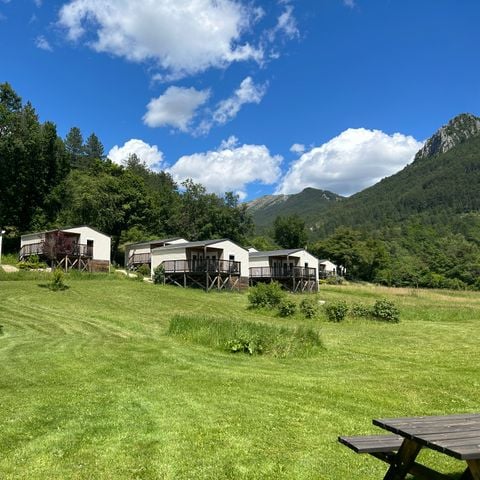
[248,112,480,236]
[246,187,344,231]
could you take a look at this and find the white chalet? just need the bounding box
[20,225,111,272]
[151,239,249,291]
[249,248,319,292]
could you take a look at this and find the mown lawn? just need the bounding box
[0,274,479,479]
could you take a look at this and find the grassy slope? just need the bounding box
[0,275,479,479]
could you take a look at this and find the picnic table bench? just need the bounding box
[339,413,480,479]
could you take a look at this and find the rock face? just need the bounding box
[246,194,289,212]
[415,113,480,161]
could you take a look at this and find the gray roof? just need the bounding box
[21,225,110,239]
[249,248,303,258]
[152,239,229,250]
[127,237,185,248]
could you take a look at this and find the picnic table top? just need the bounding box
[373,413,480,460]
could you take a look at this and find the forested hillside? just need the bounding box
[0,83,253,262]
[247,187,343,232]
[252,114,480,289]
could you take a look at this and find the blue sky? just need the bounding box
[1,0,479,200]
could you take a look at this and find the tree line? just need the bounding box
[3,80,480,289]
[0,83,253,263]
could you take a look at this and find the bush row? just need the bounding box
[325,298,400,323]
[248,282,322,319]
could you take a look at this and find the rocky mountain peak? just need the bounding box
[415,113,480,161]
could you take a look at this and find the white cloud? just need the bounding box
[35,35,52,51]
[58,0,263,77]
[196,76,267,134]
[143,86,210,131]
[290,143,305,154]
[33,0,42,7]
[343,0,356,8]
[213,77,267,125]
[168,139,283,198]
[267,3,299,42]
[108,139,164,170]
[276,128,423,196]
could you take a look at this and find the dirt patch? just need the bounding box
[1,265,19,273]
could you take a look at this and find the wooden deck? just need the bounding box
[161,259,243,291]
[127,252,151,268]
[249,266,318,293]
[20,242,93,260]
[20,241,95,272]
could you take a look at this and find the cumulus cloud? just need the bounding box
[168,138,283,198]
[35,35,52,51]
[290,143,305,154]
[276,128,423,196]
[143,86,210,131]
[58,0,263,77]
[108,139,164,170]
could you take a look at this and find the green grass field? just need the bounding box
[0,274,479,479]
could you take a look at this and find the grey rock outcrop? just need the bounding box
[415,113,480,161]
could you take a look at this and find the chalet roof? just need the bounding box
[249,248,304,258]
[21,228,80,239]
[21,225,110,239]
[153,239,229,250]
[127,237,185,248]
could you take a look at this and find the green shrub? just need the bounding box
[248,281,285,309]
[136,264,150,277]
[17,256,48,270]
[153,264,165,284]
[226,332,264,355]
[325,300,349,322]
[0,253,18,266]
[372,298,400,323]
[300,297,318,319]
[49,268,68,291]
[168,315,323,358]
[326,275,343,285]
[278,299,297,317]
[350,302,372,318]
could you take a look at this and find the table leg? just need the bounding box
[382,438,422,480]
[466,460,480,480]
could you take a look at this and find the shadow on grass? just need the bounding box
[37,284,70,291]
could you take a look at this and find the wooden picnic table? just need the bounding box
[339,413,480,479]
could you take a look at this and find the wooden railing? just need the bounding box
[19,242,44,258]
[128,253,152,266]
[19,242,93,259]
[249,266,316,279]
[162,259,241,275]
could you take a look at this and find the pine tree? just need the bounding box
[84,132,104,161]
[65,126,84,169]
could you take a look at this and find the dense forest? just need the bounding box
[0,83,253,263]
[250,114,480,290]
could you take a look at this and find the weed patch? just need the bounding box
[168,315,323,358]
